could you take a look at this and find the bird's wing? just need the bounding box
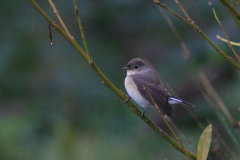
[131,72,174,116]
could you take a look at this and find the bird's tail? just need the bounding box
[168,96,195,107]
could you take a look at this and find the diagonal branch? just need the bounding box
[219,0,240,28]
[29,0,197,159]
[153,0,240,70]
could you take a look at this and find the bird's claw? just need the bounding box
[124,95,130,103]
[140,112,145,118]
[140,107,148,118]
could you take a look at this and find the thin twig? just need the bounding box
[144,86,192,160]
[153,0,240,70]
[174,0,192,22]
[29,0,197,159]
[216,35,240,46]
[213,8,240,63]
[156,8,205,131]
[48,0,72,38]
[234,0,240,6]
[156,4,210,134]
[154,0,198,30]
[156,2,239,155]
[157,6,190,59]
[166,2,238,128]
[73,0,92,63]
[219,0,240,28]
[49,24,52,45]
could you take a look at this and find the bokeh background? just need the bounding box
[1,0,240,159]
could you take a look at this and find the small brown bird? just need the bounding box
[122,58,195,117]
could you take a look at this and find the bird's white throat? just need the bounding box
[126,70,137,76]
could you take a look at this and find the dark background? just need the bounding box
[1,0,240,159]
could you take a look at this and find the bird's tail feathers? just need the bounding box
[168,96,195,107]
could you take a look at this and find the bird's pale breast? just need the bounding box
[124,76,151,108]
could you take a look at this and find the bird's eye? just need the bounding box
[134,65,139,69]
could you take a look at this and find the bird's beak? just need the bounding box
[122,66,130,70]
[122,67,130,70]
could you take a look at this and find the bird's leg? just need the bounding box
[124,95,131,103]
[141,107,148,117]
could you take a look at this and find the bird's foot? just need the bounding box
[140,107,148,118]
[124,95,131,103]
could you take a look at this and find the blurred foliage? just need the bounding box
[0,0,240,159]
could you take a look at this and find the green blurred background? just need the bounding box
[1,0,240,159]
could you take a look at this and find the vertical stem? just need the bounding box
[73,0,92,63]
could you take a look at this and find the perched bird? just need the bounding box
[122,58,195,117]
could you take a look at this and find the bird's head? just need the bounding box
[122,58,148,75]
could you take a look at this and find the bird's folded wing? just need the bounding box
[131,74,174,116]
